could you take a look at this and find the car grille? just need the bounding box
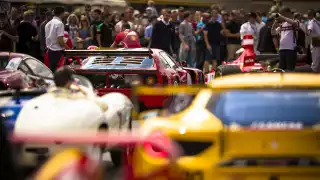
[174,140,212,156]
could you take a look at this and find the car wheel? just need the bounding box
[215,65,242,78]
[110,112,132,167]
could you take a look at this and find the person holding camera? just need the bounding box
[307,11,320,72]
[271,7,300,71]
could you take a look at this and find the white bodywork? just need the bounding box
[14,77,133,166]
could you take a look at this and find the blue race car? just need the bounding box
[0,89,46,131]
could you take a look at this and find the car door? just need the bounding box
[159,52,188,84]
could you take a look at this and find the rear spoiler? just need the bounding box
[64,49,153,59]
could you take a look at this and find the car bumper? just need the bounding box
[97,88,167,109]
[132,148,320,180]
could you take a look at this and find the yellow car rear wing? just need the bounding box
[131,85,208,119]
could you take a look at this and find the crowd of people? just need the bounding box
[0,0,319,73]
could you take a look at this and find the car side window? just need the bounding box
[24,58,53,78]
[159,52,178,69]
[18,62,32,74]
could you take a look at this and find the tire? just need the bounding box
[215,65,242,78]
[295,65,314,72]
[110,113,132,167]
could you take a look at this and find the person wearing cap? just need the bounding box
[0,12,18,52]
[240,12,265,53]
[307,11,320,72]
[45,6,70,72]
[16,9,38,55]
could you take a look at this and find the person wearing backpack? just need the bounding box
[110,22,141,48]
[271,6,300,71]
[307,11,320,72]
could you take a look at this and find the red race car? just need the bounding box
[0,52,54,90]
[206,34,311,81]
[65,48,204,110]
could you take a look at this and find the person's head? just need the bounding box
[102,13,112,23]
[45,9,53,21]
[201,12,210,24]
[316,11,320,20]
[54,67,74,88]
[0,12,9,29]
[10,7,18,19]
[121,22,131,31]
[126,7,134,20]
[247,12,257,24]
[104,5,111,14]
[307,9,315,20]
[23,10,34,22]
[147,0,155,7]
[92,9,102,21]
[178,7,184,17]
[149,15,157,25]
[80,15,89,28]
[163,9,171,23]
[171,9,178,20]
[146,7,153,17]
[293,12,301,21]
[133,10,140,19]
[194,11,201,22]
[211,9,219,21]
[85,4,91,14]
[53,6,65,19]
[183,11,191,22]
[279,6,292,18]
[229,11,237,21]
[221,11,229,21]
[67,14,79,25]
[211,4,221,13]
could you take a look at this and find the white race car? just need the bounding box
[14,75,133,167]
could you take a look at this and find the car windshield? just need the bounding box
[206,90,320,127]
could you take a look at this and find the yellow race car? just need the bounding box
[132,73,320,180]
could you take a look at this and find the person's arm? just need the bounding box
[110,33,121,48]
[179,23,189,50]
[96,24,102,47]
[203,29,211,50]
[271,21,280,36]
[0,29,19,42]
[278,14,298,26]
[90,25,95,40]
[307,20,313,36]
[56,23,69,49]
[239,23,246,39]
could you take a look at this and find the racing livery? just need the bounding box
[132,73,320,179]
[65,49,204,109]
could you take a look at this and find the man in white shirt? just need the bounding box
[307,11,320,72]
[45,6,69,72]
[115,8,134,34]
[271,6,299,71]
[240,12,265,53]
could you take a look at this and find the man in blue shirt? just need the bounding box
[144,15,157,46]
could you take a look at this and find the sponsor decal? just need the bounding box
[250,121,303,130]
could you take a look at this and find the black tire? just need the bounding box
[215,65,242,78]
[295,65,314,73]
[110,150,123,167]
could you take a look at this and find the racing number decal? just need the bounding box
[185,171,204,180]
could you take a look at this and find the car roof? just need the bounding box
[209,73,320,89]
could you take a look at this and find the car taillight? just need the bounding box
[144,75,156,86]
[143,131,170,158]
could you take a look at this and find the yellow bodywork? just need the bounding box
[132,73,320,180]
